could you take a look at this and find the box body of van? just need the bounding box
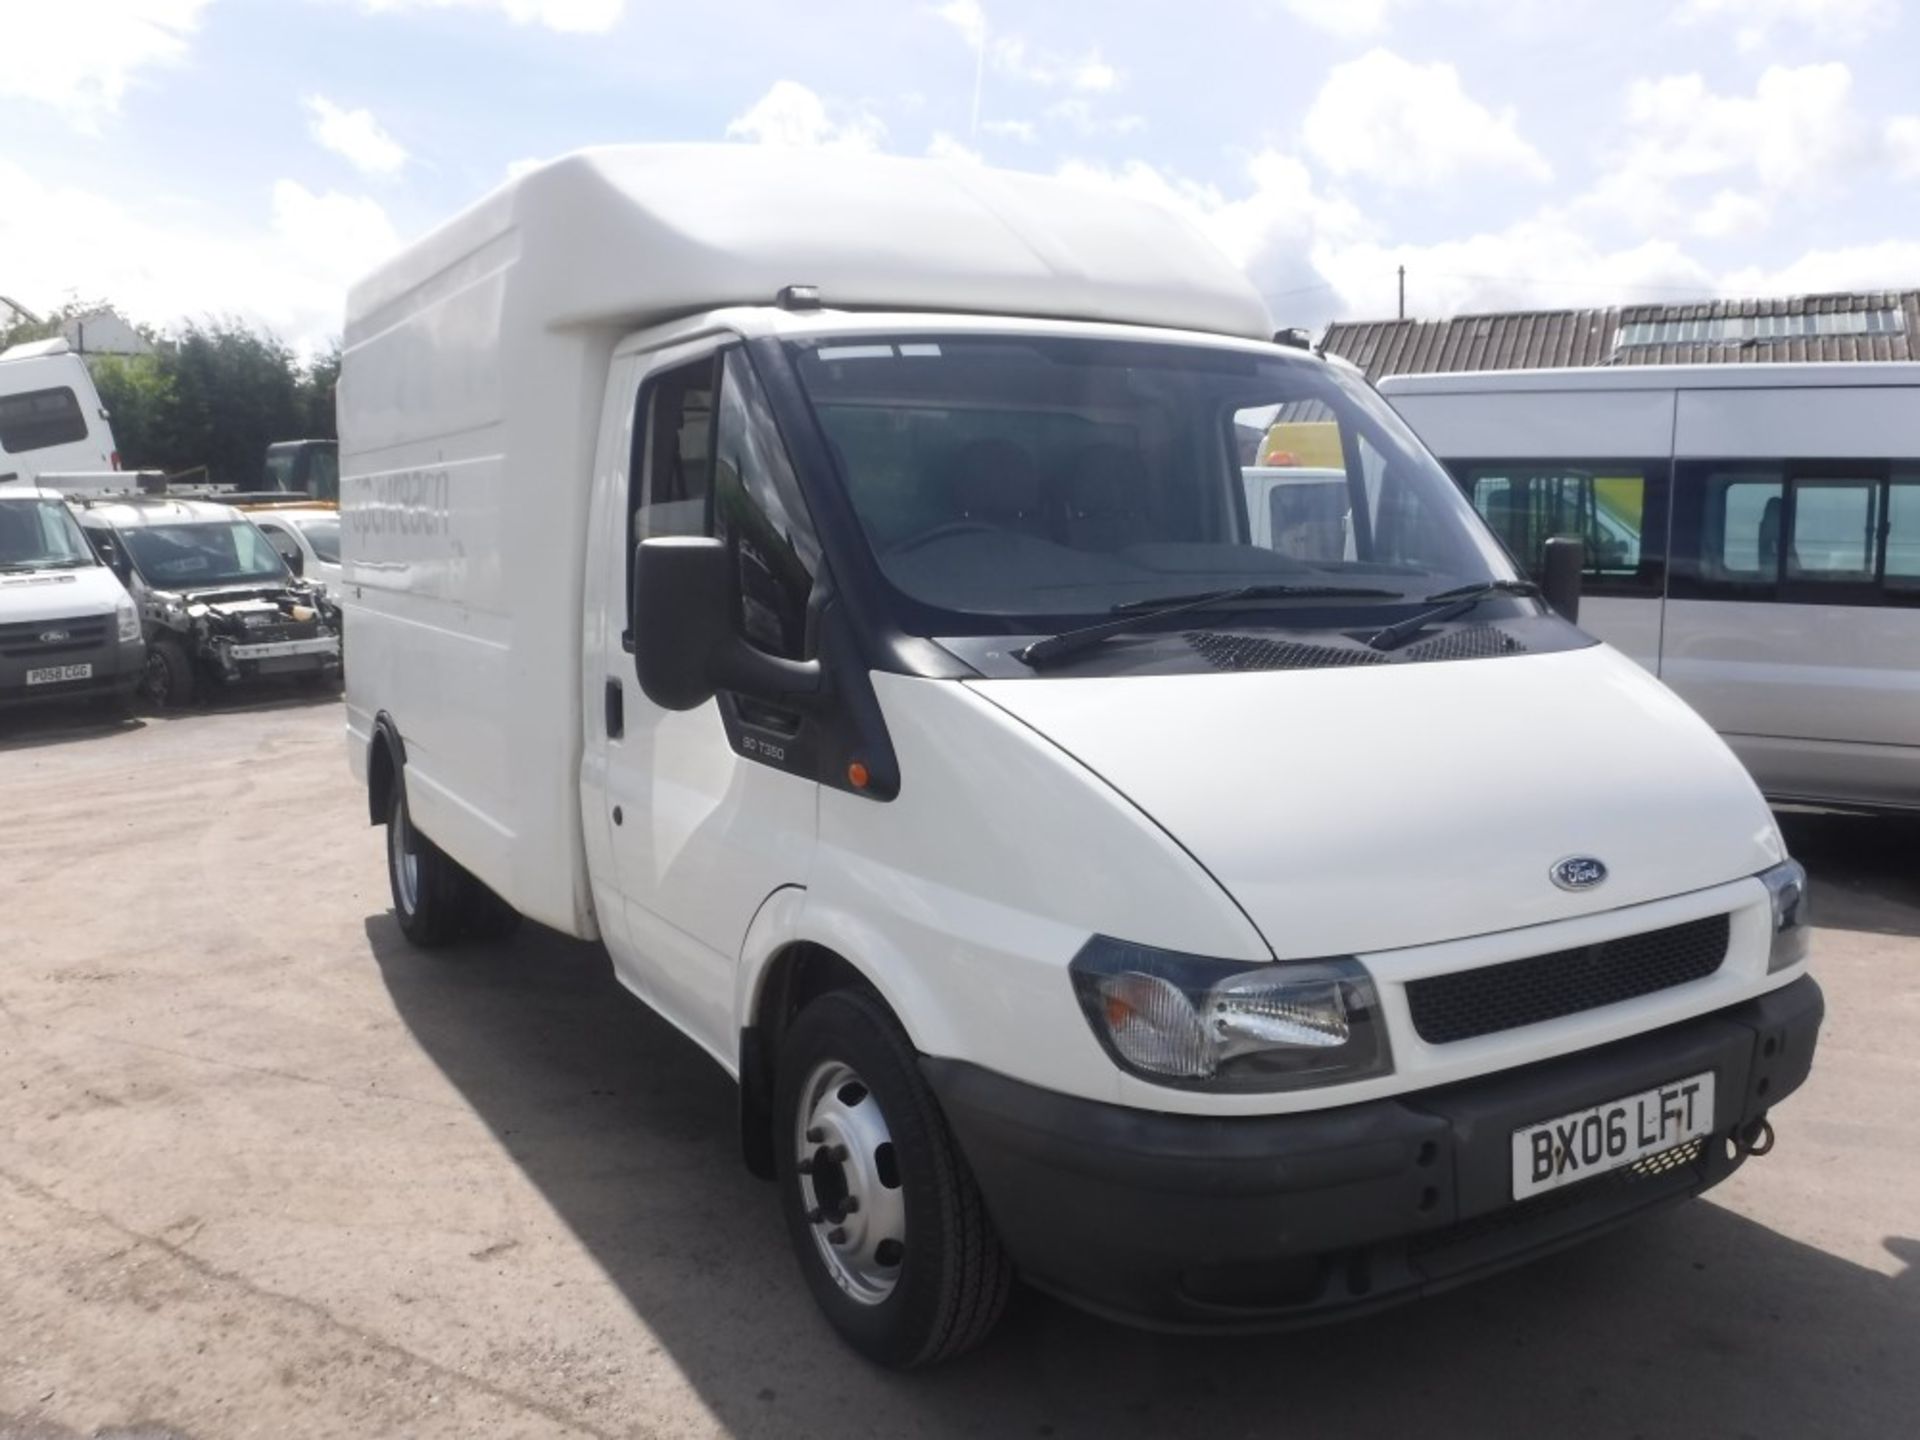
[1381,364,1920,813]
[342,148,1820,1362]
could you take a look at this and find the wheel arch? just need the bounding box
[736,897,935,1181]
[367,711,406,826]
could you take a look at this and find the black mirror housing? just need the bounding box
[1542,535,1584,623]
[632,536,822,711]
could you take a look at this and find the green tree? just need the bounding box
[296,341,341,440]
[89,354,185,472]
[163,318,304,486]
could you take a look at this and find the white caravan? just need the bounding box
[1381,364,1920,813]
[0,339,119,483]
[341,147,1821,1365]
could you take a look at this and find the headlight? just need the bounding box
[114,595,139,642]
[1069,937,1392,1092]
[1760,859,1810,973]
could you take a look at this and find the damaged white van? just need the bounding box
[341,147,1822,1365]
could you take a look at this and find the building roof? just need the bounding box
[1323,290,1920,381]
[348,144,1274,348]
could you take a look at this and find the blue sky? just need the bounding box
[4,0,1919,353]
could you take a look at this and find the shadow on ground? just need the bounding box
[369,915,1916,1440]
[0,686,338,754]
[1777,808,1920,939]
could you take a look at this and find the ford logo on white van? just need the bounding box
[39,629,70,644]
[1550,856,1609,891]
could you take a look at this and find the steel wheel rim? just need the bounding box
[795,1059,906,1306]
[390,800,420,915]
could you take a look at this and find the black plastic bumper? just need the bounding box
[0,638,144,710]
[924,975,1823,1331]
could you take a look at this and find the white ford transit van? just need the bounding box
[0,481,144,713]
[341,147,1822,1365]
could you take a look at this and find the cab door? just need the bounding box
[590,340,823,1067]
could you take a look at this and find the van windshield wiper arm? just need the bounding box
[1018,583,1405,670]
[1366,578,1540,653]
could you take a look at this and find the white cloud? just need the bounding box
[931,0,986,48]
[1690,188,1772,239]
[981,118,1037,143]
[1302,49,1551,189]
[1890,116,1920,180]
[1616,64,1863,192]
[1046,99,1145,137]
[0,0,208,129]
[0,156,396,354]
[1679,0,1894,52]
[931,3,1122,91]
[1722,239,1920,296]
[927,132,984,165]
[725,81,885,151]
[1069,51,1120,93]
[352,0,626,32]
[1282,0,1405,40]
[304,96,409,178]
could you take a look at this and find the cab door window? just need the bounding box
[629,348,819,664]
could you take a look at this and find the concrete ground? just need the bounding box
[1,699,1915,1440]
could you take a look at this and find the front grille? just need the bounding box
[0,616,111,658]
[231,619,319,645]
[1406,913,1731,1045]
[1185,631,1383,672]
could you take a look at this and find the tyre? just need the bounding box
[386,781,475,947]
[774,988,1012,1367]
[139,638,195,710]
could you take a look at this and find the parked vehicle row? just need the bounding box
[1381,364,1920,814]
[340,147,1820,1367]
[2,339,345,718]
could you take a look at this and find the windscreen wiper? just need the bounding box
[1018,582,1404,671]
[1366,578,1540,653]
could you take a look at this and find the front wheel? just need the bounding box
[387,782,472,947]
[139,638,195,710]
[774,989,1012,1367]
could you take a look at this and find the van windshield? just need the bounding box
[790,334,1512,633]
[0,497,96,571]
[121,521,288,590]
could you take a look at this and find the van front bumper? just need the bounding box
[923,975,1822,1331]
[0,636,145,710]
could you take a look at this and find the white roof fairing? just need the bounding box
[345,145,1273,345]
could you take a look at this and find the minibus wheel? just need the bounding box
[774,989,1012,1367]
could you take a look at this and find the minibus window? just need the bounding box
[0,386,88,453]
[1713,475,1785,579]
[1888,478,1920,585]
[1786,478,1878,581]
[1454,461,1662,596]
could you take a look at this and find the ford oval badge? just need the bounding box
[1551,856,1608,891]
[39,629,70,643]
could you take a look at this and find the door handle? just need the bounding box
[604,677,624,739]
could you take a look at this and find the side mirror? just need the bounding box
[631,536,822,711]
[1542,536,1584,624]
[283,546,304,577]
